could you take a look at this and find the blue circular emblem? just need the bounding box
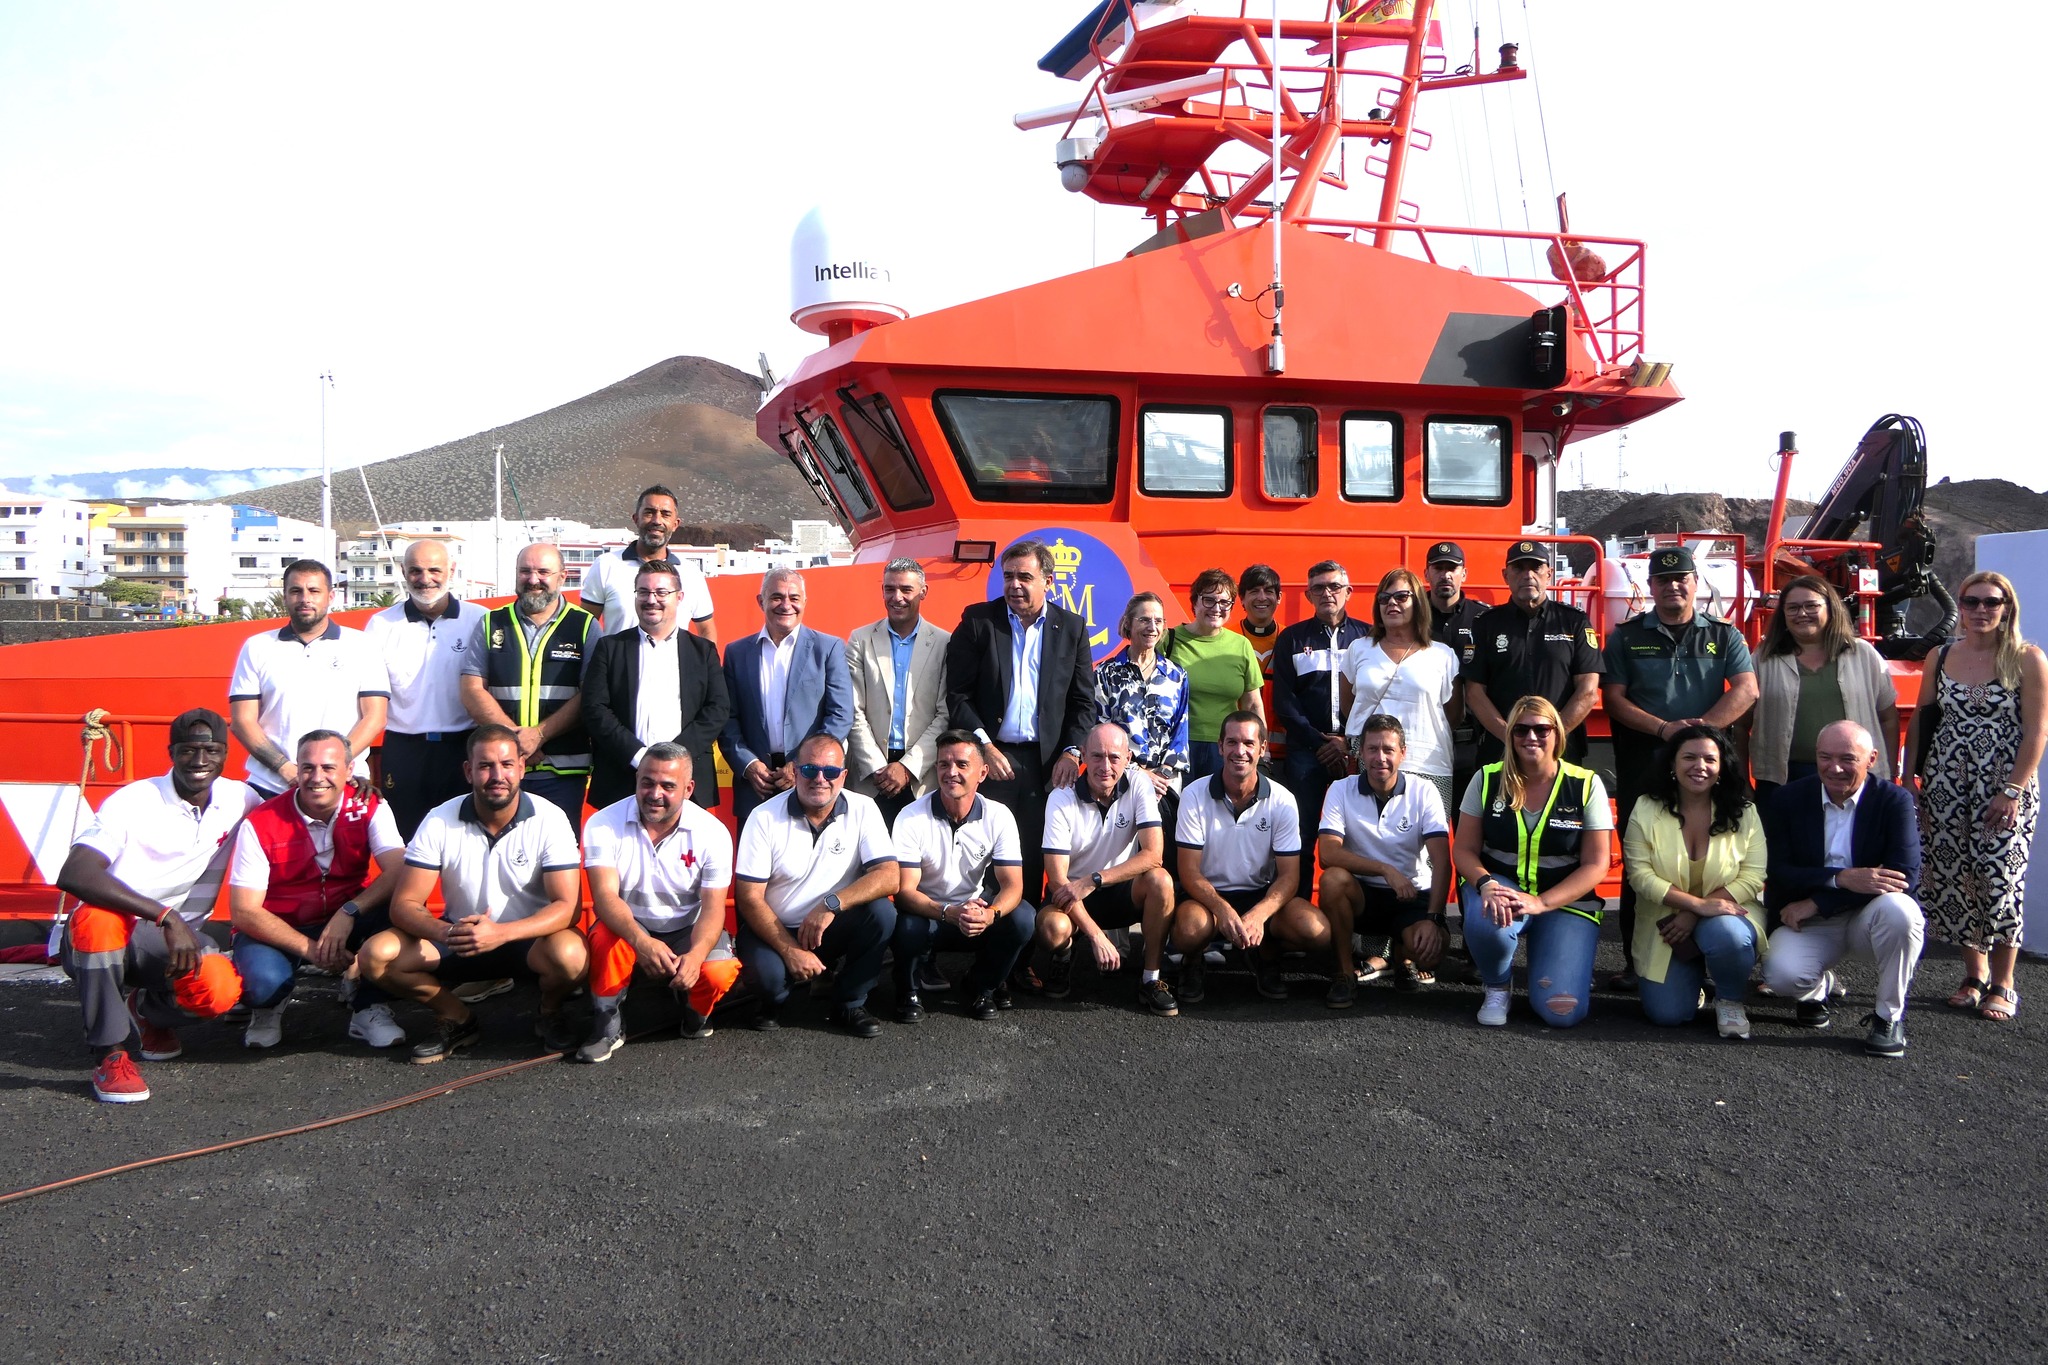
[985,527,1134,664]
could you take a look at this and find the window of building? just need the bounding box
[12,557,23,570]
[239,556,258,568]
[1140,406,1231,496]
[122,555,135,567]
[1340,413,1402,500]
[1425,418,1510,505]
[1262,407,1317,499]
[933,391,1118,503]
[838,394,933,512]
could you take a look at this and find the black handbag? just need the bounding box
[1908,643,1950,779]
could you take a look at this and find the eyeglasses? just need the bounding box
[1960,595,2007,610]
[1510,723,1556,739]
[1195,594,1233,608]
[634,588,677,601]
[1376,591,1413,605]
[1780,601,1826,616]
[1307,581,1350,595]
[797,763,846,781]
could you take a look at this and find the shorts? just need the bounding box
[1076,881,1141,929]
[432,940,540,984]
[1355,883,1439,935]
[1208,886,1270,913]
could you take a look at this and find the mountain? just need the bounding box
[223,357,830,542]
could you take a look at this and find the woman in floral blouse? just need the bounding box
[1096,592,1191,802]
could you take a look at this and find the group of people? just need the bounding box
[54,485,2045,1103]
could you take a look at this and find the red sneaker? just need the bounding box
[91,1049,150,1104]
[127,989,183,1061]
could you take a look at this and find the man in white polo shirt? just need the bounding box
[228,559,389,797]
[575,743,740,1063]
[1029,721,1172,1008]
[578,484,717,641]
[890,729,1035,1023]
[1313,713,1452,1008]
[1170,709,1308,1011]
[363,538,484,838]
[55,708,259,1104]
[360,725,588,1063]
[732,733,900,1037]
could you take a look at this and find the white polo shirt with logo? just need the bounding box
[734,790,895,929]
[578,544,714,638]
[1043,774,1161,881]
[228,621,390,794]
[1175,773,1302,893]
[582,795,734,949]
[363,597,485,735]
[403,792,581,923]
[74,776,262,922]
[1317,773,1451,890]
[893,792,1023,907]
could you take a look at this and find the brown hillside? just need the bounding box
[224,356,831,540]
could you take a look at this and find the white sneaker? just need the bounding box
[348,1003,405,1048]
[1715,1000,1752,1040]
[244,1004,285,1049]
[1477,987,1511,1027]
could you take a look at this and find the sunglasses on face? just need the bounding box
[1308,582,1349,595]
[797,763,846,781]
[1377,591,1413,605]
[1510,724,1556,739]
[1961,595,2007,610]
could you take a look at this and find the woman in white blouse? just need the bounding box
[1338,568,1463,811]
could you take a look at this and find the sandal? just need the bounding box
[1355,957,1389,984]
[1947,977,1990,1010]
[1980,985,2020,1023]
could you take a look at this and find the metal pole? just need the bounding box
[1265,0,1286,374]
[494,444,504,595]
[318,371,334,538]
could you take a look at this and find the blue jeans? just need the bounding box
[1637,914,1759,1026]
[232,907,389,1010]
[1188,741,1222,780]
[737,899,896,1011]
[892,901,1037,995]
[1281,745,1340,879]
[1460,887,1600,1028]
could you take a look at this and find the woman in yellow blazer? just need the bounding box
[1623,724,1768,1039]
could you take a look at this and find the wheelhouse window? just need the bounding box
[1262,407,1317,500]
[1425,418,1510,505]
[934,391,1117,503]
[1140,406,1231,496]
[807,416,880,523]
[1340,413,1401,501]
[838,394,933,512]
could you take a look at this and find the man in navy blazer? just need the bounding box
[1761,719,1925,1057]
[581,560,729,812]
[945,540,1098,905]
[720,568,855,826]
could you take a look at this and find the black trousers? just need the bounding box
[984,741,1049,905]
[379,730,474,840]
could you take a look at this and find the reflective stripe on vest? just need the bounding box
[1478,760,1601,923]
[481,603,592,775]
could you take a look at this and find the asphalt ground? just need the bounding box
[2,934,2044,1364]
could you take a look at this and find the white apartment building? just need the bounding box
[99,503,333,616]
[0,493,97,601]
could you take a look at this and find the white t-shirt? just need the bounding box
[363,598,485,735]
[734,790,895,928]
[1175,774,1303,893]
[582,794,734,943]
[227,792,403,890]
[74,776,261,922]
[1042,774,1162,881]
[404,792,581,923]
[1317,773,1451,891]
[892,791,1022,907]
[228,622,390,793]
[578,546,714,638]
[1340,639,1460,778]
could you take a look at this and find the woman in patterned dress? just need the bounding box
[1095,593,1191,808]
[1905,571,2047,1021]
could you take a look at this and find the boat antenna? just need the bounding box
[318,371,334,538]
[1264,0,1286,374]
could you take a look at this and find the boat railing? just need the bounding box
[0,711,174,786]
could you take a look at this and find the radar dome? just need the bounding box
[789,205,909,338]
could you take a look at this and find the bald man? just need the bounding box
[365,539,487,838]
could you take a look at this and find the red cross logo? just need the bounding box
[679,849,697,870]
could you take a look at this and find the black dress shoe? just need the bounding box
[749,1004,783,1032]
[968,989,1000,1021]
[1794,998,1831,1030]
[830,1004,882,1038]
[993,982,1016,1011]
[895,992,926,1024]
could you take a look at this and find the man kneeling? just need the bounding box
[577,744,740,1062]
[360,725,588,1062]
[1314,714,1451,1007]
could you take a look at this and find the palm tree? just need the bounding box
[370,589,399,608]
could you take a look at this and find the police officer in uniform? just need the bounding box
[1462,541,1604,768]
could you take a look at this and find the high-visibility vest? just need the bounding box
[478,602,593,776]
[245,790,382,929]
[1476,759,1605,923]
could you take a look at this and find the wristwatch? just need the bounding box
[1090,871,1104,891]
[2004,783,2025,801]
[340,900,361,919]
[822,893,842,915]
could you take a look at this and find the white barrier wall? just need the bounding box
[1971,530,2048,953]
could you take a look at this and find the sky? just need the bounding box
[1,0,2041,503]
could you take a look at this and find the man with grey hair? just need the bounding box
[847,558,950,825]
[365,538,485,838]
[720,567,854,826]
[1760,719,1925,1058]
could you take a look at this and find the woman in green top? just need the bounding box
[1751,575,1899,794]
[1170,568,1266,778]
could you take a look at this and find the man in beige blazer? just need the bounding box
[847,558,951,827]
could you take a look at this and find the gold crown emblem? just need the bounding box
[1048,537,1084,577]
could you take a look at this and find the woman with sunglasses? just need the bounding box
[1622,724,1767,1038]
[1751,574,1900,796]
[1338,568,1462,813]
[1906,571,2046,1021]
[1168,568,1266,780]
[1453,696,1613,1028]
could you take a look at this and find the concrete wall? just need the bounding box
[1972,529,2048,954]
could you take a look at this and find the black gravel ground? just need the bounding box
[2,937,2043,1363]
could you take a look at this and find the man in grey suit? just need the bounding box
[720,568,855,826]
[846,559,951,827]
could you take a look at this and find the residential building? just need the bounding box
[0,493,97,601]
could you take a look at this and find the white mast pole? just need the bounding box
[494,444,505,595]
[1266,0,1286,373]
[318,371,334,540]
